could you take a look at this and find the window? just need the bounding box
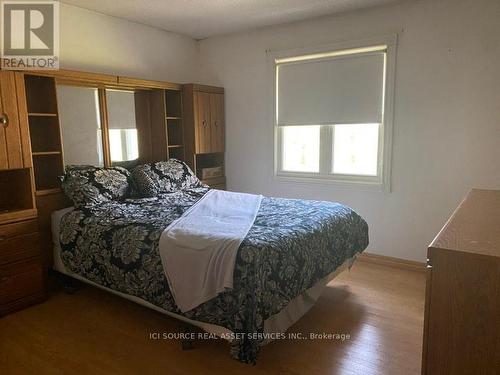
[273,37,395,190]
[332,123,379,176]
[109,128,139,162]
[106,89,140,164]
[282,125,320,172]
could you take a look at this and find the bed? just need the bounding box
[52,186,368,363]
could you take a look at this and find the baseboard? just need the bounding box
[356,252,426,273]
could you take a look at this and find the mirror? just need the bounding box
[106,89,139,167]
[57,85,104,166]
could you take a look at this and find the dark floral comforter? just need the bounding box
[59,187,369,363]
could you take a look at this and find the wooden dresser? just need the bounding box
[0,71,46,315]
[422,189,500,375]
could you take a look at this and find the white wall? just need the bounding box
[60,3,199,82]
[198,0,500,261]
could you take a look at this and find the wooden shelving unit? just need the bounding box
[24,75,64,194]
[165,90,184,160]
[149,88,185,162]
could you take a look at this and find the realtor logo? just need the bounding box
[1,0,59,69]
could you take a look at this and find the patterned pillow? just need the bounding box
[131,159,204,197]
[61,165,131,208]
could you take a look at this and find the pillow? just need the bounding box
[61,165,131,208]
[131,159,204,197]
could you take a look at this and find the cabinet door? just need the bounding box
[195,91,211,154]
[0,72,23,170]
[209,93,224,153]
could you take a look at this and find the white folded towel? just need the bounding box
[159,189,262,312]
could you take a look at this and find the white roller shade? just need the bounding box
[107,90,137,129]
[277,51,385,126]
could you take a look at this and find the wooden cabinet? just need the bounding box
[195,91,211,154]
[186,86,225,155]
[183,84,226,190]
[422,189,500,375]
[209,93,224,153]
[0,72,46,315]
[0,71,31,170]
[194,91,224,154]
[0,218,45,315]
[0,72,37,224]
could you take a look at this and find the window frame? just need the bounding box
[270,35,397,192]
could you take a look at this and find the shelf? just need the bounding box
[166,118,184,146]
[28,112,58,117]
[168,146,184,160]
[32,151,61,156]
[0,169,35,220]
[28,116,62,153]
[165,89,183,118]
[35,188,62,196]
[24,75,58,114]
[33,153,64,191]
[167,145,183,148]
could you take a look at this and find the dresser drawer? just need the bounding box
[0,219,40,265]
[0,232,40,264]
[0,219,38,239]
[0,258,45,304]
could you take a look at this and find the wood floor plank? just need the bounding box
[0,261,425,374]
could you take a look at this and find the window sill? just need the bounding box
[274,173,389,192]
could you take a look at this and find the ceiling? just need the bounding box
[61,0,401,40]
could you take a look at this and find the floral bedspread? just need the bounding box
[59,188,369,363]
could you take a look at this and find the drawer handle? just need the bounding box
[0,113,8,128]
[0,235,6,241]
[0,277,8,282]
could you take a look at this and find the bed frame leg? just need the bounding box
[59,273,80,294]
[181,338,194,351]
[181,324,195,351]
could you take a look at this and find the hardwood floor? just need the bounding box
[0,262,425,375]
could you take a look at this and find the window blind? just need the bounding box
[107,90,137,129]
[276,51,385,126]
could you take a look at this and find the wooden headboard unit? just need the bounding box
[21,68,185,266]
